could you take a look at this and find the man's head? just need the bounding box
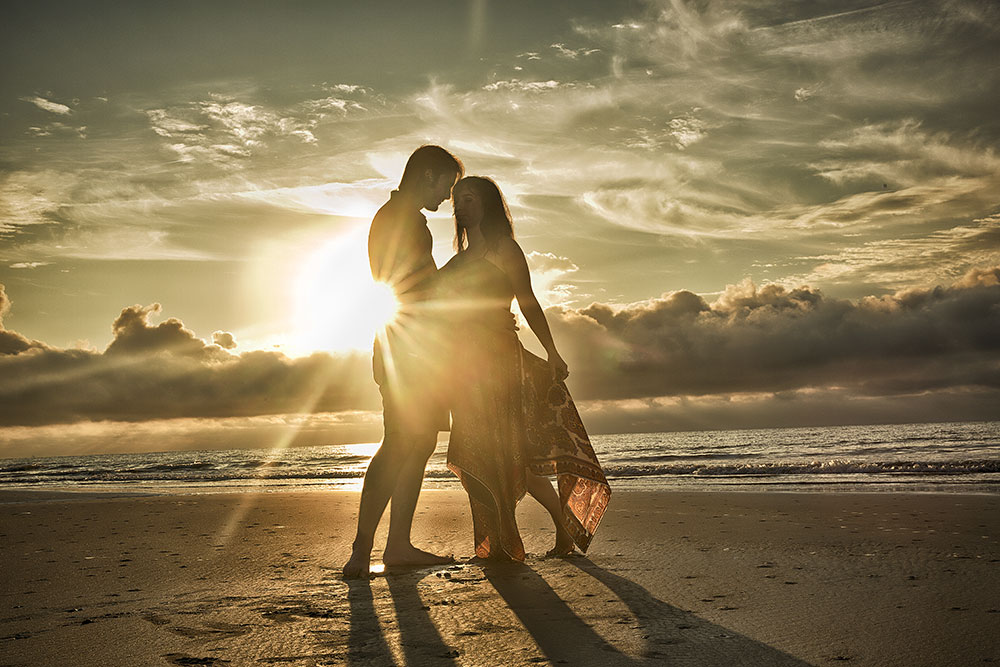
[398,145,464,211]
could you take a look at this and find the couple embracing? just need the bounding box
[343,146,610,578]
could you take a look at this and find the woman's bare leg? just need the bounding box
[525,472,575,556]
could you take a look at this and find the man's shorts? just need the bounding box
[374,339,450,435]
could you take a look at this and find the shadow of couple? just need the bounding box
[342,556,810,666]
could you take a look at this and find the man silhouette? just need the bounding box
[343,145,464,578]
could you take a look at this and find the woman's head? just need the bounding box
[453,176,514,252]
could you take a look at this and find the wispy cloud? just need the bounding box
[20,95,72,115]
[0,170,77,238]
[787,213,1000,291]
[550,43,600,59]
[525,250,580,306]
[141,84,376,168]
[482,79,574,92]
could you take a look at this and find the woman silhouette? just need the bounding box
[438,176,610,561]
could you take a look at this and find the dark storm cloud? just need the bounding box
[0,301,378,426]
[549,265,1000,400]
[2,267,998,428]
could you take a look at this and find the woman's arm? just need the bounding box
[497,238,569,380]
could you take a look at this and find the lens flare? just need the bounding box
[293,229,400,353]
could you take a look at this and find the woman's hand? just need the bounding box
[549,352,569,383]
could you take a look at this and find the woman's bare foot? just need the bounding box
[545,529,576,558]
[382,544,454,567]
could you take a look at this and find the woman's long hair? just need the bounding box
[454,176,514,252]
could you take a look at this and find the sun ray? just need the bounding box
[292,229,401,353]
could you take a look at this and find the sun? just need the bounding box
[292,229,399,353]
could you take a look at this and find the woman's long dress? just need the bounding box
[440,253,611,560]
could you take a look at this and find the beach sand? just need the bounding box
[1,488,997,666]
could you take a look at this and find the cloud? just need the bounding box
[526,250,579,275]
[3,0,1000,404]
[400,2,997,276]
[580,180,753,237]
[578,386,1000,434]
[20,95,72,115]
[0,284,47,356]
[550,43,600,59]
[793,85,819,102]
[482,79,572,93]
[524,250,580,306]
[143,86,376,167]
[787,213,1000,291]
[8,262,50,269]
[0,300,377,426]
[954,265,1000,288]
[0,82,397,264]
[105,303,233,361]
[0,412,384,458]
[25,121,86,138]
[0,170,78,239]
[6,2,997,307]
[547,265,1000,401]
[2,267,998,428]
[212,331,237,349]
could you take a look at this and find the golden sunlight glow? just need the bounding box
[292,229,399,352]
[341,442,380,458]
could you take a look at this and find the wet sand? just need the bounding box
[1,488,998,666]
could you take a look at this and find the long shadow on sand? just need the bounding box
[346,570,459,667]
[386,570,459,665]
[345,579,396,666]
[485,557,812,666]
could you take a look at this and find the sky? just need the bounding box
[1,0,998,457]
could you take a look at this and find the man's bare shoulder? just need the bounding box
[368,197,398,242]
[373,195,423,226]
[370,199,394,234]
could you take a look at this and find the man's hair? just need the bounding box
[398,145,464,190]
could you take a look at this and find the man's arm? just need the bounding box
[368,213,436,297]
[368,216,389,283]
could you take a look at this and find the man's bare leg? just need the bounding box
[383,430,453,566]
[342,432,408,578]
[525,472,576,556]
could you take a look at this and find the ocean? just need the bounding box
[2,421,998,495]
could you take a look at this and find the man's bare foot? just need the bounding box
[382,544,454,567]
[342,545,372,579]
[545,529,576,558]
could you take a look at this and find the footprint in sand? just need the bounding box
[166,622,252,639]
[162,654,230,666]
